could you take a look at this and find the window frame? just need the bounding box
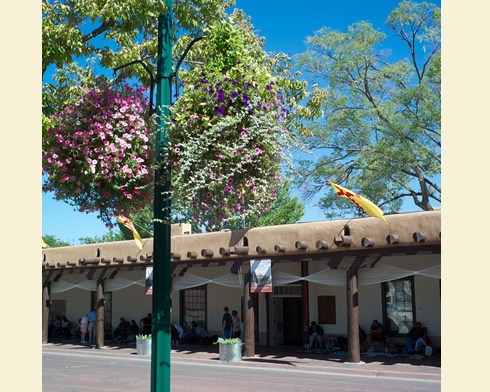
[179,285,208,330]
[381,276,416,337]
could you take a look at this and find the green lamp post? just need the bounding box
[151,2,173,392]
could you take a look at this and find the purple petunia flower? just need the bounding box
[217,89,225,102]
[215,106,225,116]
[230,91,238,99]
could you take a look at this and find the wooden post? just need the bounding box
[96,278,105,348]
[265,292,270,346]
[301,261,309,347]
[253,292,259,345]
[243,266,255,357]
[346,266,360,362]
[42,282,50,344]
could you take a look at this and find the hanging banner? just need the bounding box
[250,259,272,293]
[145,267,153,295]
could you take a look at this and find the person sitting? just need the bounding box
[127,320,140,344]
[308,321,324,349]
[171,322,183,347]
[61,316,71,338]
[114,317,130,342]
[192,321,208,344]
[404,322,428,354]
[52,316,62,338]
[181,322,198,344]
[140,313,152,335]
[366,320,389,353]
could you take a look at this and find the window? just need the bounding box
[317,295,336,324]
[273,284,302,297]
[180,286,207,330]
[382,277,415,336]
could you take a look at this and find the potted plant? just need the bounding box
[136,334,152,355]
[214,337,243,362]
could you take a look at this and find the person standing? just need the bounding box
[221,307,232,339]
[231,310,241,339]
[87,308,97,344]
[80,314,88,344]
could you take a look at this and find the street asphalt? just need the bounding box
[42,342,441,391]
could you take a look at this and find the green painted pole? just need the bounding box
[151,1,172,391]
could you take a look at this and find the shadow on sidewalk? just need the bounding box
[46,339,440,368]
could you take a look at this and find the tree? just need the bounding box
[295,1,440,218]
[78,230,125,244]
[42,234,72,248]
[42,0,236,127]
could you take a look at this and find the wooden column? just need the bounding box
[243,267,255,357]
[301,261,309,347]
[96,278,105,348]
[346,266,360,362]
[42,282,50,344]
[265,292,270,347]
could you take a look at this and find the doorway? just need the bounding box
[272,297,303,346]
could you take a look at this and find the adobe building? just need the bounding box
[42,209,441,362]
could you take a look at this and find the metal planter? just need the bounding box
[219,343,242,362]
[136,339,152,355]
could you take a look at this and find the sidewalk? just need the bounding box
[42,341,441,381]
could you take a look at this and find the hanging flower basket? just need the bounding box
[42,79,154,226]
[167,61,295,230]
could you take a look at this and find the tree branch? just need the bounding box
[82,19,116,43]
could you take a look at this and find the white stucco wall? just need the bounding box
[51,288,91,323]
[309,283,347,335]
[112,282,152,327]
[413,275,441,336]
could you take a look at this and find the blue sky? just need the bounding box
[42,0,441,244]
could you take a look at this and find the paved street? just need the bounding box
[43,344,440,392]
